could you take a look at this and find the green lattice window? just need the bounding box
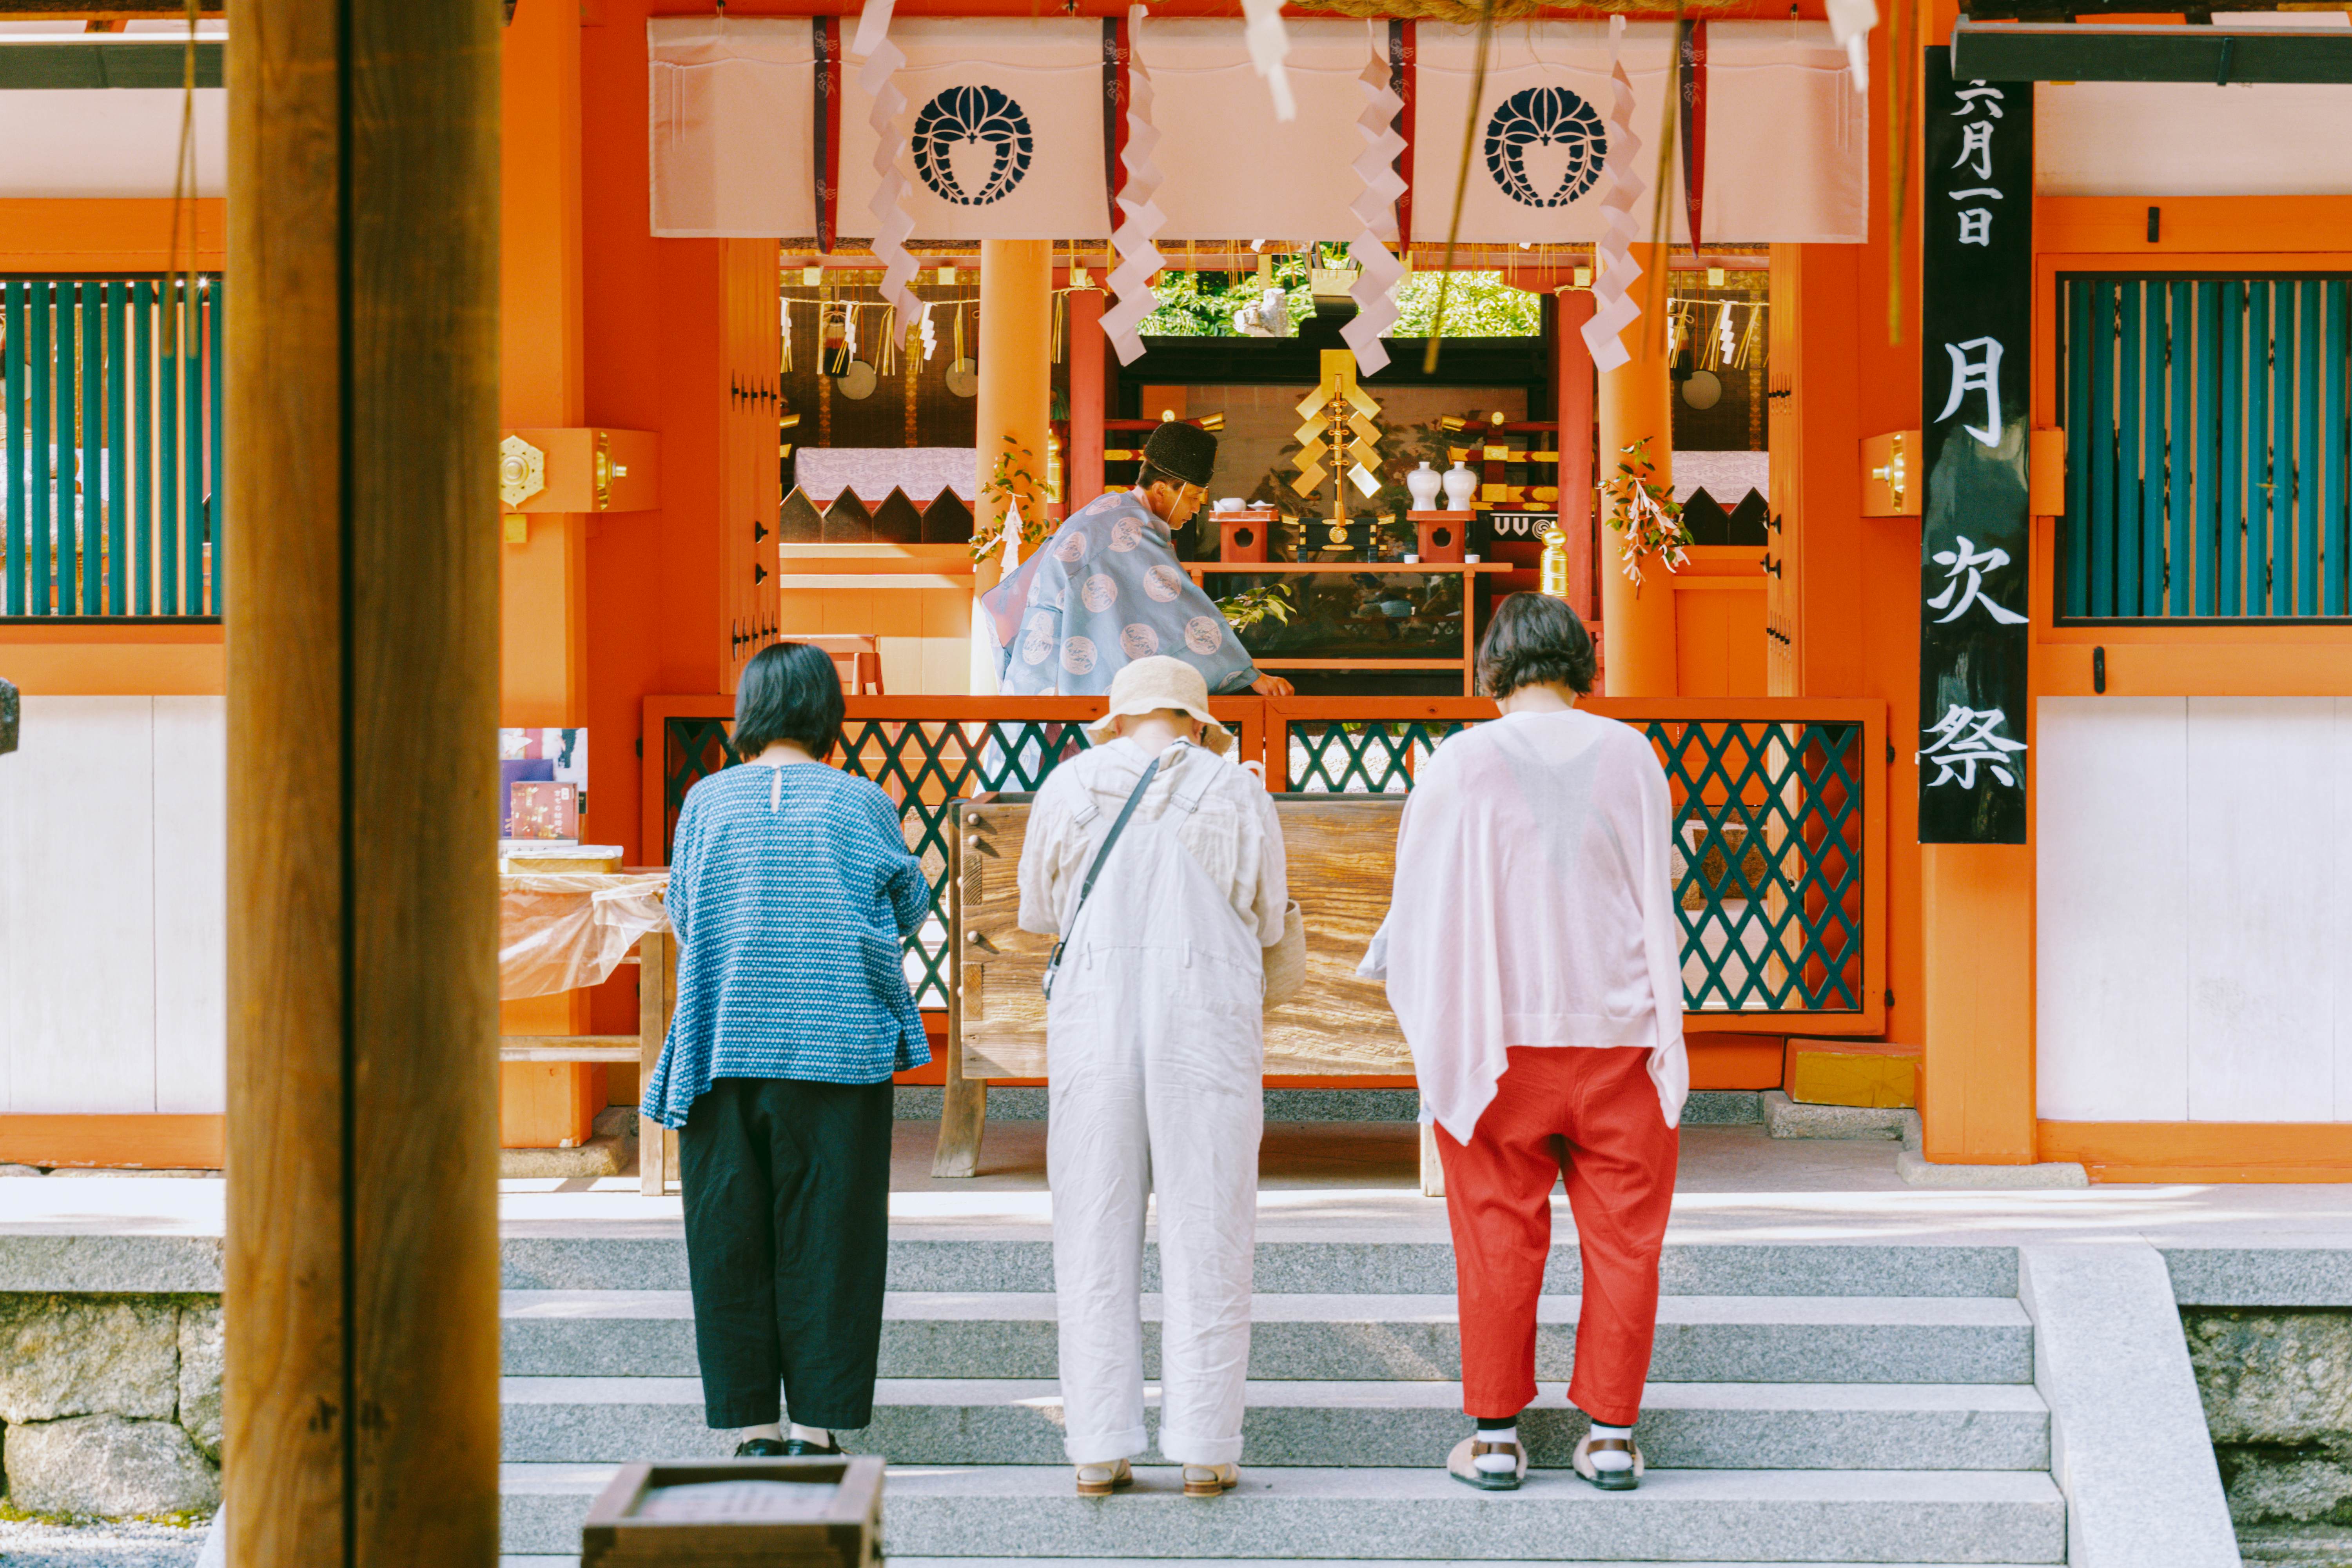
[668,711,1865,1016]
[1280,717,1866,1013]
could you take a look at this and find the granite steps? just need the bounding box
[492,1234,2062,1563]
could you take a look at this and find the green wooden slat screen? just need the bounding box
[2059,272,2352,621]
[0,274,223,619]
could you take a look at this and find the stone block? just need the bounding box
[4,1413,220,1517]
[2217,1440,2352,1525]
[2019,1243,2240,1567]
[1760,1089,1907,1140]
[178,1299,224,1461]
[0,1295,181,1423]
[2185,1309,2352,1443]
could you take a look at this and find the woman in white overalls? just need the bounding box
[1016,656,1289,1499]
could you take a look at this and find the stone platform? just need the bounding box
[5,1121,2350,1565]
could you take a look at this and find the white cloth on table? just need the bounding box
[1365,708,1688,1143]
[1018,738,1287,1465]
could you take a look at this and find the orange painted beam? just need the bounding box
[0,625,225,695]
[2041,1122,2352,1184]
[0,1114,224,1170]
[0,198,225,272]
[2038,196,2352,257]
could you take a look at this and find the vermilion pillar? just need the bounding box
[1596,243,1679,697]
[1067,281,1106,513]
[1553,287,1597,624]
[971,241,1054,688]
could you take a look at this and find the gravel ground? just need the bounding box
[0,1516,210,1567]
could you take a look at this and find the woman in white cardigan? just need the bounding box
[1373,592,1687,1494]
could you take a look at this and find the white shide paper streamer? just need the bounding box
[1241,0,1297,122]
[1580,15,1647,375]
[1100,5,1169,367]
[853,0,920,330]
[1341,20,1405,377]
[1826,0,1876,91]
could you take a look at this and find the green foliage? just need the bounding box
[1214,581,1297,632]
[1600,436,1690,589]
[971,443,1054,561]
[1390,270,1543,338]
[1133,258,1539,339]
[1138,256,1314,337]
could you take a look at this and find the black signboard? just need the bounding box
[1919,48,2032,845]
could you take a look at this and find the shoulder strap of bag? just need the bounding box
[1040,749,1166,1001]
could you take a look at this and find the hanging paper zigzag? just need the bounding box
[1825,0,1876,91]
[1240,0,1297,122]
[1341,20,1406,377]
[1580,15,1646,374]
[853,0,920,330]
[1099,4,1168,367]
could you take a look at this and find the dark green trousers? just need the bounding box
[680,1076,894,1430]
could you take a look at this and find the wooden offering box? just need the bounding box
[581,1455,881,1568]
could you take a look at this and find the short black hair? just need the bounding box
[1135,462,1189,494]
[1476,592,1597,700]
[733,641,844,760]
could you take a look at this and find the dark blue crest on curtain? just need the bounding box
[912,85,1036,206]
[1483,86,1606,208]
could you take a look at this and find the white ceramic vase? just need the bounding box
[1405,460,1443,511]
[1442,460,1479,512]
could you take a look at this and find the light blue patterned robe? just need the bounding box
[983,491,1260,696]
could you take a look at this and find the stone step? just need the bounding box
[502,1291,2035,1386]
[499,1240,2019,1298]
[497,1463,2067,1562]
[509,1559,2061,1568]
[498,1376,2049,1472]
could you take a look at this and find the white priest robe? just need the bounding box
[1371,708,1689,1143]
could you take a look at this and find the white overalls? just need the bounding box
[1018,739,1282,1467]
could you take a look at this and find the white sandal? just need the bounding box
[1183,1462,1239,1497]
[1074,1458,1133,1497]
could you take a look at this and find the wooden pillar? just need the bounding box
[1553,288,1597,624]
[1596,242,1679,697]
[225,2,501,1564]
[1920,844,2038,1163]
[1067,281,1106,513]
[969,241,1053,691]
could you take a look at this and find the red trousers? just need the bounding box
[1436,1045,1679,1428]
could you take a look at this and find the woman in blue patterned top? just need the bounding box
[643,640,930,1459]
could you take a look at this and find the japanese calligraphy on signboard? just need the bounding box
[1918,48,2031,845]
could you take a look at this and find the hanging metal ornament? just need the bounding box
[945,303,977,397]
[838,358,879,399]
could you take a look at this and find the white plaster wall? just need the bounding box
[2037,697,2352,1123]
[0,695,225,1114]
[2037,78,2352,198]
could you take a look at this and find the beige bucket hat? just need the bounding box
[1081,655,1234,755]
